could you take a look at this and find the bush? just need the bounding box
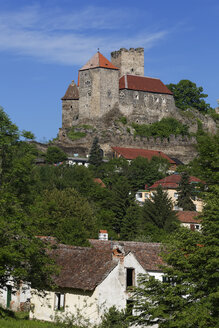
[45,146,67,164]
[132,117,189,139]
[67,127,86,141]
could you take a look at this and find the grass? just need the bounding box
[0,318,56,327]
[67,127,86,141]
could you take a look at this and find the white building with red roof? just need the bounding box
[136,173,204,212]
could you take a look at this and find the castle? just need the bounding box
[61,48,176,129]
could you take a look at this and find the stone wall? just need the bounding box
[57,127,198,164]
[119,89,175,123]
[111,48,144,77]
[79,68,119,119]
[62,99,79,128]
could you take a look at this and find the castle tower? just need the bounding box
[111,48,144,77]
[61,81,79,128]
[78,52,119,120]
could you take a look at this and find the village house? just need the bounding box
[135,173,204,212]
[176,211,202,231]
[111,146,177,171]
[0,281,31,312]
[30,234,163,326]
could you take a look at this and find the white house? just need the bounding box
[30,238,163,326]
[0,281,31,312]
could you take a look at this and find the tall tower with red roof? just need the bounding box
[78,51,119,120]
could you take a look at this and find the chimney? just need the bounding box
[98,230,108,241]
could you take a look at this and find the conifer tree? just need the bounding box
[177,172,196,211]
[89,136,103,167]
[142,185,178,232]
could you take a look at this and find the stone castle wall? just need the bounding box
[79,68,119,119]
[119,89,175,123]
[111,48,144,77]
[62,99,79,128]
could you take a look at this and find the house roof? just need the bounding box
[176,211,201,224]
[49,240,163,291]
[61,81,79,100]
[79,52,119,71]
[149,174,204,190]
[112,146,176,164]
[93,178,106,188]
[119,75,173,95]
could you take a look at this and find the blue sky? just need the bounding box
[0,0,218,141]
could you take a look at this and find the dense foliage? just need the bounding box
[166,79,212,112]
[0,108,56,289]
[131,185,219,327]
[132,117,189,139]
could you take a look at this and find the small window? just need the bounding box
[126,299,134,316]
[174,192,178,199]
[55,293,65,311]
[126,268,135,288]
[195,224,200,230]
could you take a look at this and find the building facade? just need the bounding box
[61,48,175,129]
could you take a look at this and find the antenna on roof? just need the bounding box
[97,48,100,53]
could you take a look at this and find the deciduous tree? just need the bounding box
[166,80,212,112]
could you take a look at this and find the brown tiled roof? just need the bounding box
[80,52,119,71]
[119,75,173,95]
[149,174,204,189]
[89,240,163,272]
[50,240,163,290]
[112,146,176,164]
[176,211,201,223]
[61,81,79,100]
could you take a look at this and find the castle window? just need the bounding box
[107,90,111,97]
[87,91,91,96]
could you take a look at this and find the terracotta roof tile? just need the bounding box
[61,81,79,100]
[112,146,176,164]
[176,211,201,223]
[119,75,173,95]
[93,178,106,188]
[149,174,204,189]
[80,52,119,71]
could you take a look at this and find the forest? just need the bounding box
[0,106,218,327]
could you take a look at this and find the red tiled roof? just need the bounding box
[49,240,163,290]
[176,211,201,223]
[80,52,119,71]
[149,174,204,189]
[93,178,106,188]
[61,80,79,100]
[119,75,173,95]
[112,146,176,164]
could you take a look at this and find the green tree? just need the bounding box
[166,79,212,112]
[120,203,142,241]
[131,186,219,328]
[142,185,178,232]
[100,306,129,328]
[0,107,56,289]
[190,133,219,185]
[45,145,67,164]
[89,137,103,167]
[127,156,169,191]
[176,172,196,211]
[30,188,97,246]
